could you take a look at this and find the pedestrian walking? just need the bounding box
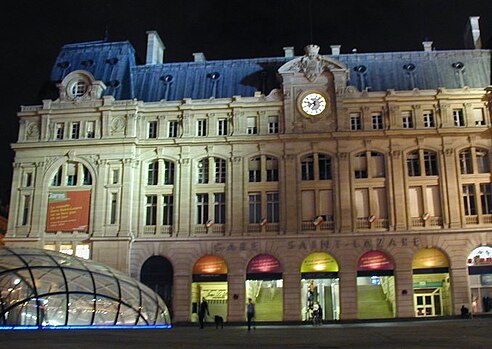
[246,297,255,331]
[198,298,209,329]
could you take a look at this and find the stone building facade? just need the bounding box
[6,22,492,323]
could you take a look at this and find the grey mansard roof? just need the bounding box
[50,40,492,102]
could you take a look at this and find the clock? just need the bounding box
[300,92,327,116]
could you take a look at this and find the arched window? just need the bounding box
[249,157,261,182]
[407,150,438,177]
[266,156,278,182]
[50,161,92,187]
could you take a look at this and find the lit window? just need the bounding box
[402,111,413,128]
[350,113,362,131]
[453,109,465,127]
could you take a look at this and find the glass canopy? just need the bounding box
[0,247,171,327]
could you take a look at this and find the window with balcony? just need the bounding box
[214,193,226,224]
[145,195,157,225]
[196,194,209,224]
[248,193,261,224]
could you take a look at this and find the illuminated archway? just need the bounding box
[467,245,492,313]
[191,255,228,323]
[412,248,452,317]
[300,252,339,321]
[356,250,396,319]
[246,254,283,321]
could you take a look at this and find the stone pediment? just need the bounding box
[278,45,349,82]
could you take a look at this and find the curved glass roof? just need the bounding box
[0,247,171,327]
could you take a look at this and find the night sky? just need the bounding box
[1,0,492,205]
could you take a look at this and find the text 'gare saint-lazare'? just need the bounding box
[213,237,422,253]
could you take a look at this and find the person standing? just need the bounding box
[198,298,209,329]
[246,298,255,331]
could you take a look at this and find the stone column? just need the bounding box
[283,271,301,321]
[395,268,415,318]
[229,156,244,236]
[338,152,352,232]
[450,266,471,315]
[92,159,107,237]
[173,274,192,323]
[442,148,461,228]
[390,149,407,230]
[339,269,357,319]
[227,272,246,322]
[177,157,191,236]
[283,153,298,234]
[119,159,135,236]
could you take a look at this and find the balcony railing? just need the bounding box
[465,215,479,225]
[143,225,173,236]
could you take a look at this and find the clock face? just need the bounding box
[301,93,327,116]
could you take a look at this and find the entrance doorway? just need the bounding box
[467,245,492,313]
[414,288,442,317]
[140,256,173,317]
[246,254,283,321]
[412,248,452,317]
[356,250,396,319]
[300,252,340,321]
[191,255,228,323]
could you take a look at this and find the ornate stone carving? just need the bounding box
[391,150,401,158]
[339,152,348,160]
[25,121,40,140]
[111,116,126,135]
[444,148,454,156]
[299,45,324,82]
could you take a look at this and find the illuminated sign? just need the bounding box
[247,254,282,273]
[357,250,394,271]
[193,255,228,274]
[301,252,339,273]
[467,246,492,266]
[46,191,90,232]
[412,248,449,269]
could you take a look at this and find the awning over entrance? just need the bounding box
[412,248,449,274]
[247,254,283,280]
[301,252,339,278]
[192,255,228,282]
[357,250,394,276]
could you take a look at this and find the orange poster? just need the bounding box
[46,191,91,232]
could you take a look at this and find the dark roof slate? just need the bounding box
[50,40,492,102]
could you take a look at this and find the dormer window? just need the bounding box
[70,80,89,98]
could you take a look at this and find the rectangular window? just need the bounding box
[110,193,117,224]
[21,194,31,225]
[146,195,157,225]
[301,156,315,181]
[453,109,465,127]
[371,113,383,130]
[266,157,278,182]
[463,184,477,216]
[371,153,385,177]
[214,193,225,224]
[248,193,262,224]
[350,112,362,131]
[318,155,332,180]
[215,159,226,184]
[86,121,95,138]
[459,150,473,174]
[197,194,209,224]
[402,111,413,128]
[148,121,158,138]
[24,172,33,187]
[267,192,279,223]
[248,158,261,182]
[148,162,159,185]
[409,187,423,217]
[268,116,279,134]
[55,123,64,140]
[197,119,207,137]
[426,186,442,217]
[374,188,388,219]
[319,190,333,218]
[474,108,486,126]
[162,195,174,225]
[66,163,77,186]
[52,167,62,186]
[480,184,492,215]
[354,189,369,218]
[423,110,435,128]
[301,190,315,222]
[198,159,209,184]
[354,154,368,178]
[424,152,438,176]
[217,119,228,136]
[247,117,257,135]
[112,169,120,184]
[407,153,421,176]
[164,161,175,185]
[71,122,80,139]
[168,120,178,138]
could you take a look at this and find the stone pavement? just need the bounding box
[1,318,491,349]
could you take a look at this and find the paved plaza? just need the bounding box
[1,318,491,349]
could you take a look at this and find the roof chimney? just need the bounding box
[146,31,165,65]
[422,41,433,52]
[193,52,206,62]
[330,45,341,56]
[283,46,295,58]
[464,16,482,49]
